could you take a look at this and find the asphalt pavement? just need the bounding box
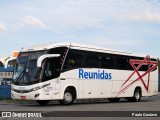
[0,93,160,120]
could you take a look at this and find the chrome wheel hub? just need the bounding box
[135,92,140,100]
[64,92,72,103]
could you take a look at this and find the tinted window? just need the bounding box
[100,55,114,69]
[64,50,83,69]
[115,56,128,70]
[85,53,99,68]
[126,57,157,71]
[43,57,60,81]
[0,61,3,67]
[7,60,16,67]
[129,57,146,71]
[126,57,134,70]
[48,47,68,66]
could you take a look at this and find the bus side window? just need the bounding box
[85,53,99,68]
[100,55,114,69]
[131,57,148,71]
[115,56,128,70]
[64,51,83,69]
[126,57,134,70]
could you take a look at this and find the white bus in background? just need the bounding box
[4,51,19,68]
[0,51,19,84]
[11,43,158,105]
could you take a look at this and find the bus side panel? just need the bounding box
[99,80,112,98]
[150,69,159,96]
[111,68,158,98]
[83,80,99,98]
[59,70,79,99]
[111,70,149,98]
[60,69,85,99]
[143,69,158,96]
[78,79,84,99]
[111,70,136,98]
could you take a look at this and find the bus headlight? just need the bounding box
[31,83,51,91]
[11,83,51,93]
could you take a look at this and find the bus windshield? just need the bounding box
[13,51,46,85]
[13,47,68,85]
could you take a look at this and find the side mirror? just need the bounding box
[37,54,60,68]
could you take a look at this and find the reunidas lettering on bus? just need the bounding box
[78,68,112,80]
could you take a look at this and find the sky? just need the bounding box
[0,0,160,58]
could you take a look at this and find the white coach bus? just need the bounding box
[11,42,158,105]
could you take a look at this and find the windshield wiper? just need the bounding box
[15,70,23,85]
[15,56,32,85]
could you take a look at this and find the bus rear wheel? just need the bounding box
[36,100,50,105]
[128,88,141,102]
[59,90,74,105]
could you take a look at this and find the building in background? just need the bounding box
[0,67,13,85]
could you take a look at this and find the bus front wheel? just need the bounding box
[59,90,74,105]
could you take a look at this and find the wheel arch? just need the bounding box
[61,85,77,99]
[134,86,142,96]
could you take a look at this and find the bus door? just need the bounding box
[42,57,61,99]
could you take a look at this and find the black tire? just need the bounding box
[59,90,74,105]
[128,88,141,102]
[108,98,120,103]
[36,100,50,105]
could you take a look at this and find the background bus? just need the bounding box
[0,51,19,85]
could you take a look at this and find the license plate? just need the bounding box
[20,96,26,100]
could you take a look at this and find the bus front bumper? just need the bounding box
[11,90,44,100]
